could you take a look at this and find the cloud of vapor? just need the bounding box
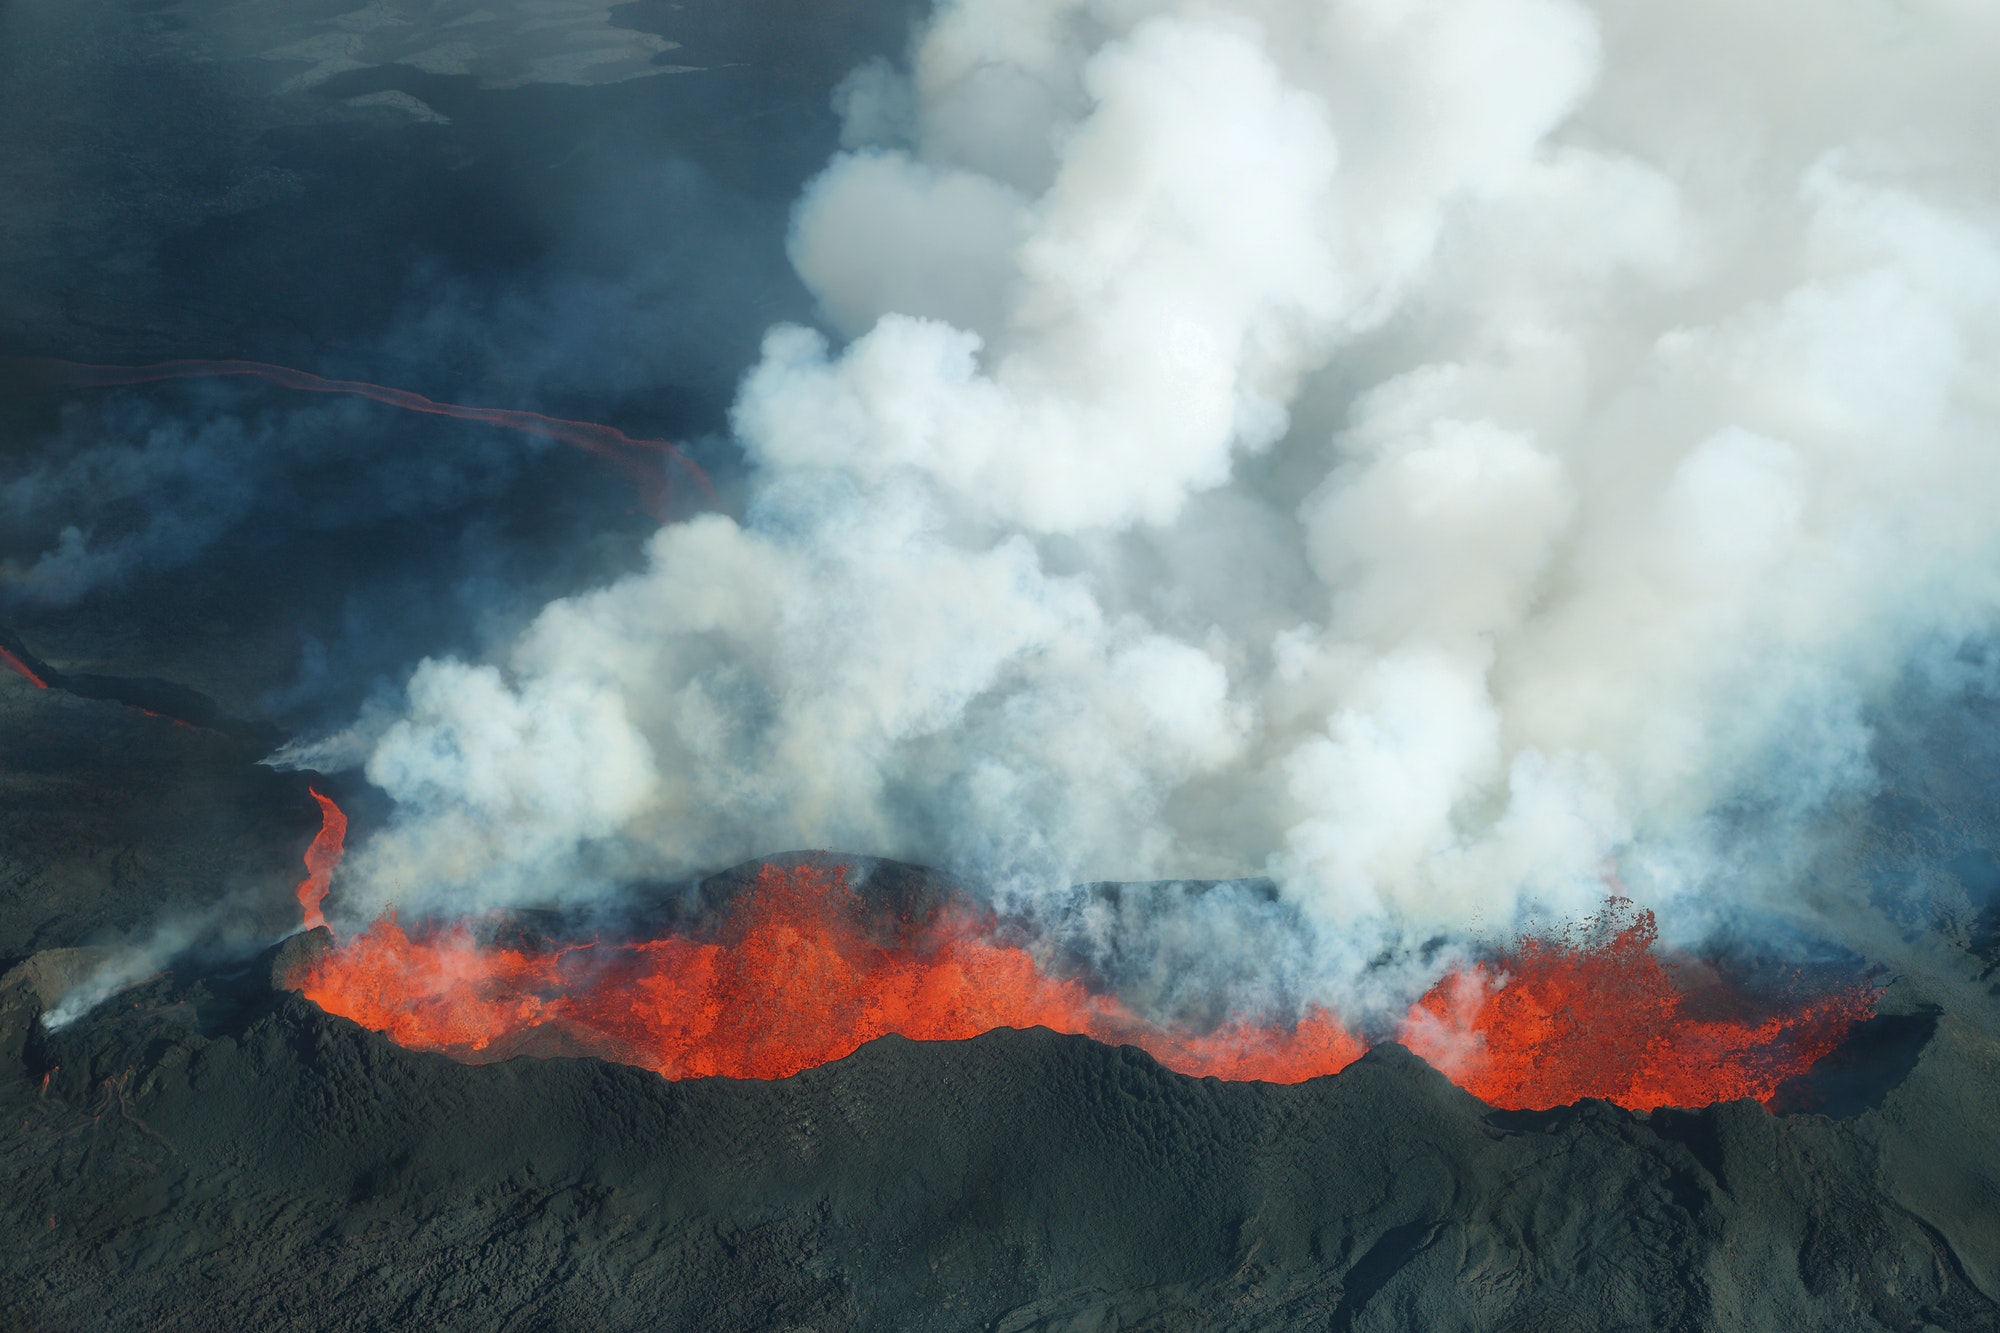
[320,0,2000,1017]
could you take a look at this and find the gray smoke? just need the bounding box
[302,0,2000,1018]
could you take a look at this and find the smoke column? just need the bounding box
[297,0,2000,1022]
[8,358,712,516]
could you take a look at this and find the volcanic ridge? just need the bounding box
[0,774,1992,1330]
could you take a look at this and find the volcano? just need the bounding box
[286,830,1876,1108]
[5,0,2000,1327]
[1,829,1987,1331]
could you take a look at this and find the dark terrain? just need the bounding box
[0,686,1995,1329]
[2,0,1999,1328]
[2,892,1997,1331]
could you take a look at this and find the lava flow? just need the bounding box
[295,859,1365,1082]
[289,799,1875,1108]
[0,646,48,689]
[295,787,349,932]
[7,356,711,517]
[1400,901,1879,1110]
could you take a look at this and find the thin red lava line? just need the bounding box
[0,647,49,689]
[0,639,211,727]
[135,708,196,730]
[10,356,713,516]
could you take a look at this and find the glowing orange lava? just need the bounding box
[0,646,48,689]
[298,861,1367,1081]
[8,356,711,517]
[293,845,1875,1107]
[295,788,349,932]
[1398,900,1878,1111]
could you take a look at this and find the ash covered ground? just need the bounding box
[3,0,2000,1328]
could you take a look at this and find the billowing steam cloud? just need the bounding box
[301,0,2000,1013]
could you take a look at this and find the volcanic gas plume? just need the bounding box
[269,0,1991,1108]
[292,795,1874,1109]
[6,357,710,517]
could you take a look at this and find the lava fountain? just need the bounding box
[295,787,349,933]
[6,356,712,516]
[287,795,1876,1109]
[1399,901,1881,1111]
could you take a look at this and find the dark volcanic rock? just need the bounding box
[2,952,1996,1331]
[0,683,317,959]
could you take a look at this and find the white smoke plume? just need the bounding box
[310,0,2000,1017]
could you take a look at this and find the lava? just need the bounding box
[0,646,48,689]
[8,356,711,516]
[296,860,1367,1081]
[1398,900,1878,1112]
[292,855,1876,1108]
[295,788,349,932]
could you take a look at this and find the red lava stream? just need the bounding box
[8,357,711,517]
[287,795,1877,1110]
[295,787,349,933]
[0,646,49,689]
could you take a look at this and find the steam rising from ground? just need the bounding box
[300,0,2000,1016]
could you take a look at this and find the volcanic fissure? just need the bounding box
[286,793,1878,1110]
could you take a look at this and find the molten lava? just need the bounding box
[295,788,348,932]
[1398,900,1876,1111]
[297,861,1367,1081]
[293,843,1876,1108]
[9,356,710,516]
[0,646,48,689]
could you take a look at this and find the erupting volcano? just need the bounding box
[6,357,711,515]
[288,796,1875,1110]
[11,0,2000,1321]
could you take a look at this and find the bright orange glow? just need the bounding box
[294,860,1875,1107]
[296,861,1366,1082]
[295,788,349,932]
[0,646,48,689]
[1398,900,1878,1111]
[9,356,711,517]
